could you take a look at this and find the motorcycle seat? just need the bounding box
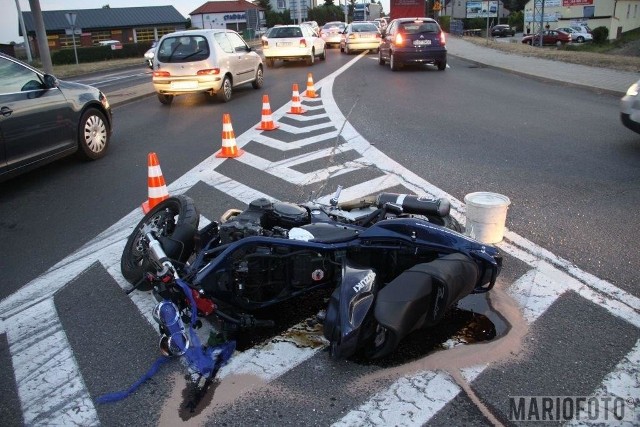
[298,223,359,243]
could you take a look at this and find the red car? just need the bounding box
[521,29,571,46]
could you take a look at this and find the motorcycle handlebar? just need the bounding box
[337,193,450,218]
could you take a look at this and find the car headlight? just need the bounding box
[626,82,639,97]
[99,91,110,110]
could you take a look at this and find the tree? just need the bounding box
[324,0,335,5]
[256,0,272,12]
[102,4,110,8]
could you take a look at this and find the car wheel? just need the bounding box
[577,36,584,43]
[157,93,173,105]
[390,52,399,71]
[252,65,264,89]
[340,44,344,53]
[345,44,350,55]
[266,58,275,68]
[437,59,447,71]
[526,40,533,45]
[556,40,562,47]
[306,50,315,65]
[320,48,326,60]
[77,108,109,160]
[217,75,232,102]
[378,49,385,65]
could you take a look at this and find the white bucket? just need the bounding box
[464,192,511,244]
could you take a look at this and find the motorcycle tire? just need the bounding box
[121,195,199,287]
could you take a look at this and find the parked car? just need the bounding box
[340,22,381,54]
[491,24,516,37]
[262,24,326,67]
[556,27,593,43]
[320,21,346,48]
[571,23,593,34]
[0,53,113,182]
[521,30,571,46]
[97,40,123,49]
[378,17,447,71]
[152,29,263,105]
[621,79,640,135]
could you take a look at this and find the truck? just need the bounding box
[353,3,383,21]
[389,0,425,20]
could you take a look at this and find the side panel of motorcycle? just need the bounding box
[323,262,377,359]
[372,253,479,358]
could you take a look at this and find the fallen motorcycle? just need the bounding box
[120,187,502,381]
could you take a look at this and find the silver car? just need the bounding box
[621,79,640,135]
[152,29,264,105]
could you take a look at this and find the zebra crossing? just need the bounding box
[1,58,638,426]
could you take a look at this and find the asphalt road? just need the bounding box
[1,49,638,426]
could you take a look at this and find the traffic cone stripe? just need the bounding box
[141,152,169,213]
[288,84,306,115]
[256,94,279,130]
[305,73,318,98]
[216,113,244,158]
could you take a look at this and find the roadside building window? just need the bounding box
[583,6,594,18]
[277,0,286,9]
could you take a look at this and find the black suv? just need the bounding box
[378,18,447,71]
[491,24,516,37]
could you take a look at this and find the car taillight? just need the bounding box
[152,71,170,77]
[348,34,356,39]
[197,69,220,75]
[440,32,446,46]
[299,39,307,47]
[394,33,403,46]
[262,39,268,48]
[375,33,381,39]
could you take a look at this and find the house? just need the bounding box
[189,1,266,33]
[20,6,187,51]
[522,0,640,39]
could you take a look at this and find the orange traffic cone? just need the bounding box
[141,152,169,214]
[215,113,244,158]
[256,94,279,131]
[304,73,318,98]
[288,84,306,114]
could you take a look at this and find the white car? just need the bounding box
[262,25,326,67]
[152,29,263,105]
[621,79,640,134]
[555,27,593,43]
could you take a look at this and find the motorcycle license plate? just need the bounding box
[413,40,432,46]
[170,81,198,89]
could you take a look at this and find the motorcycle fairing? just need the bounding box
[323,262,377,359]
[370,253,480,359]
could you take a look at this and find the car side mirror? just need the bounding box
[43,74,58,89]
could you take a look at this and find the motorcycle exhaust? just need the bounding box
[375,193,450,218]
[152,300,190,357]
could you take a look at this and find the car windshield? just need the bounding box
[352,23,378,32]
[269,27,304,38]
[399,21,439,34]
[157,35,209,63]
[323,23,345,30]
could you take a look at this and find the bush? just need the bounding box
[51,42,153,65]
[592,26,609,44]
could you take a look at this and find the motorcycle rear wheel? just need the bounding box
[121,195,199,287]
[428,214,463,233]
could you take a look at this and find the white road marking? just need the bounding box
[1,53,638,425]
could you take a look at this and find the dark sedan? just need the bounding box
[378,17,447,71]
[491,24,515,37]
[0,53,113,182]
[521,29,571,46]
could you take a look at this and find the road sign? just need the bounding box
[65,12,77,27]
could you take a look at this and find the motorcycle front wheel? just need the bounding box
[121,195,199,287]
[427,214,463,233]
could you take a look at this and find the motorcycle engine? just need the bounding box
[219,198,309,244]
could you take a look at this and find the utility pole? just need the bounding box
[28,0,53,73]
[15,0,32,62]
